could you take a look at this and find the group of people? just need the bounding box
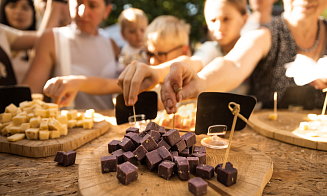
[0,0,326,115]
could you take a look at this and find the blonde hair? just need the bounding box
[205,0,247,15]
[118,8,148,31]
[145,15,190,48]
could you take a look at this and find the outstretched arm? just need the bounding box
[43,75,122,107]
[161,28,272,113]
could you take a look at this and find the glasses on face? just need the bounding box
[141,45,183,63]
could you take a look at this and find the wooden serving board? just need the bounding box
[0,120,110,157]
[78,134,273,196]
[249,110,327,151]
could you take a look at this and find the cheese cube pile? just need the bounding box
[0,99,95,142]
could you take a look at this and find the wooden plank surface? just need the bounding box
[0,120,110,157]
[78,126,273,196]
[249,109,327,151]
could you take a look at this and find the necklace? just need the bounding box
[282,16,321,53]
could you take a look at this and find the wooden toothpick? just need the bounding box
[223,102,240,169]
[133,105,136,124]
[173,87,182,129]
[321,88,327,115]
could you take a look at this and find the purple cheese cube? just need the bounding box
[123,151,138,166]
[175,157,190,181]
[145,122,160,132]
[133,145,148,161]
[215,162,233,174]
[216,164,237,187]
[140,134,158,152]
[193,146,206,154]
[117,162,138,185]
[171,139,186,152]
[187,157,199,175]
[181,132,196,148]
[108,140,121,153]
[158,126,166,135]
[54,151,64,163]
[101,155,117,173]
[196,164,214,180]
[148,130,161,143]
[163,129,181,146]
[130,134,143,147]
[119,137,136,152]
[126,127,139,134]
[139,130,148,138]
[157,146,172,161]
[62,151,76,167]
[179,148,190,157]
[188,177,208,196]
[158,139,171,150]
[170,151,179,162]
[158,160,175,180]
[191,152,206,164]
[112,149,125,164]
[124,132,138,139]
[145,149,162,171]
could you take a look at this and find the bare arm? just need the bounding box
[43,75,122,107]
[22,30,56,92]
[161,28,272,113]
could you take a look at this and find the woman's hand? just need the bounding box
[160,62,206,114]
[117,61,160,106]
[310,78,327,90]
[43,75,86,107]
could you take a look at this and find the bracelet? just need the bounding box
[52,0,68,4]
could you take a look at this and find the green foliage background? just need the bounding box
[103,1,327,43]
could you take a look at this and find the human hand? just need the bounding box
[310,78,327,90]
[43,75,86,107]
[160,62,206,114]
[117,61,160,106]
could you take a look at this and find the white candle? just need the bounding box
[274,92,277,115]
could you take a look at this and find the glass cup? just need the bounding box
[128,114,147,132]
[201,125,229,149]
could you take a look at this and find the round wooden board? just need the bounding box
[78,134,273,196]
[0,120,110,157]
[249,110,327,151]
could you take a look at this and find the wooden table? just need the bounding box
[0,110,327,195]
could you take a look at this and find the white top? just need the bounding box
[191,41,225,68]
[241,17,260,36]
[53,23,117,110]
[117,43,147,75]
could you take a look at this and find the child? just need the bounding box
[117,8,148,75]
[117,0,249,106]
[23,0,121,109]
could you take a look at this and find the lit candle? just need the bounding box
[274,92,277,115]
[321,88,327,115]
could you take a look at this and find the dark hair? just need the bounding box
[104,0,111,5]
[0,0,36,30]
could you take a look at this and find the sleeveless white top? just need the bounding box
[52,23,117,110]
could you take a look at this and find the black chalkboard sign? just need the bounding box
[0,85,32,113]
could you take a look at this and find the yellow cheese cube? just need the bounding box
[0,122,10,132]
[1,113,12,123]
[15,107,22,115]
[67,110,78,120]
[16,111,27,117]
[12,116,27,126]
[48,119,62,130]
[84,109,95,119]
[34,109,47,118]
[40,118,49,130]
[49,130,60,139]
[2,123,13,136]
[299,122,309,130]
[76,120,84,127]
[20,123,30,133]
[39,130,50,140]
[32,99,44,106]
[83,119,94,129]
[5,103,18,115]
[9,126,21,135]
[67,120,77,128]
[60,124,68,135]
[76,113,84,120]
[19,101,32,108]
[269,113,277,121]
[31,93,44,101]
[27,113,35,121]
[47,108,58,117]
[56,115,68,125]
[43,103,58,110]
[7,133,25,142]
[30,116,41,128]
[23,107,33,114]
[25,128,39,139]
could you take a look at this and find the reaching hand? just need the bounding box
[310,78,327,90]
[43,75,86,107]
[160,62,206,114]
[117,61,160,106]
